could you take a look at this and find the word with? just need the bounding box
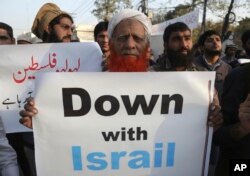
[102,127,147,142]
[71,142,175,171]
[62,88,183,117]
[2,91,33,109]
[12,53,81,84]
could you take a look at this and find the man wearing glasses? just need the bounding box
[32,3,75,43]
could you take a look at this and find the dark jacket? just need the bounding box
[154,55,206,71]
[214,64,250,175]
[194,55,232,102]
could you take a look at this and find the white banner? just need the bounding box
[152,9,199,35]
[34,72,215,176]
[0,42,102,133]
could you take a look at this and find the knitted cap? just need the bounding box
[31,3,70,39]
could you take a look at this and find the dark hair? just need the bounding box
[0,22,14,39]
[198,30,221,46]
[94,21,109,40]
[241,30,250,46]
[49,13,74,27]
[163,22,190,43]
[43,14,74,42]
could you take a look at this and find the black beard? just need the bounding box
[48,30,62,43]
[205,49,221,57]
[48,30,71,43]
[167,49,193,69]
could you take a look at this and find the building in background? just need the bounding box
[75,24,95,41]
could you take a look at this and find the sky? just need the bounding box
[1,0,191,37]
[1,0,248,38]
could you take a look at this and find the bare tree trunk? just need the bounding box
[221,0,235,41]
[201,0,208,33]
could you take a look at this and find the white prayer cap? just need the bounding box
[107,9,152,39]
[17,32,33,43]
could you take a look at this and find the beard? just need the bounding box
[48,30,71,43]
[108,45,149,72]
[167,48,194,69]
[204,49,222,57]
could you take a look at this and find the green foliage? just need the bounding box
[192,20,224,44]
[92,0,132,21]
[164,4,192,20]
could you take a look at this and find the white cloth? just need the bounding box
[107,9,152,39]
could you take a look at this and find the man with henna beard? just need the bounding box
[19,13,223,176]
[106,9,152,72]
[19,9,153,127]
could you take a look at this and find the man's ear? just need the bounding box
[145,46,151,60]
[12,38,16,44]
[45,25,51,34]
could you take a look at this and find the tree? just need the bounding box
[151,0,250,32]
[151,1,204,24]
[234,17,250,46]
[92,0,132,21]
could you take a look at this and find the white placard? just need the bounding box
[152,9,199,35]
[34,72,215,176]
[0,42,102,133]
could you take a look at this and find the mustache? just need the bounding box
[108,45,149,72]
[62,35,72,40]
[121,50,138,56]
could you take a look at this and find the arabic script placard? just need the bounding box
[0,42,102,133]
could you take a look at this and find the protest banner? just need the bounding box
[34,72,215,176]
[0,42,102,133]
[151,9,200,35]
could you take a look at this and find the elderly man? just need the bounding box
[107,9,151,72]
[32,3,75,43]
[19,9,152,127]
[19,9,221,150]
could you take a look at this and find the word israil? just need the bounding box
[62,88,184,117]
[71,142,176,171]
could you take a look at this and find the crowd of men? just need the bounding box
[0,2,250,176]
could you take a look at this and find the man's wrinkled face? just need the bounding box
[203,34,222,56]
[49,17,74,43]
[226,47,237,57]
[0,28,14,45]
[165,30,193,68]
[96,30,109,53]
[108,19,150,72]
